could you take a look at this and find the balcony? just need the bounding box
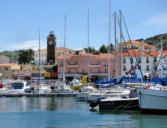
[89,63,100,67]
[67,62,78,67]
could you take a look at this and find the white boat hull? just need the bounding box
[137,88,167,111]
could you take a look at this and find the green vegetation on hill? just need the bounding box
[0,50,20,63]
[0,49,34,64]
[137,33,167,49]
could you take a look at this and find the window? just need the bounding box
[123,57,126,64]
[130,57,133,64]
[146,57,149,63]
[154,57,157,63]
[131,65,133,69]
[138,57,141,63]
[123,65,126,71]
[105,68,107,73]
[97,68,100,73]
[68,68,71,73]
[5,67,8,71]
[82,69,85,73]
[60,61,63,67]
[75,69,78,73]
[97,61,100,65]
[75,60,78,65]
[82,61,85,65]
[146,65,149,71]
[89,61,92,65]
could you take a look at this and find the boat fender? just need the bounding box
[145,86,150,89]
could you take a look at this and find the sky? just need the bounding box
[0,0,167,52]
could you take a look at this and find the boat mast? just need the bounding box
[38,28,41,85]
[63,15,66,86]
[114,12,117,77]
[87,8,90,84]
[107,0,111,80]
[119,10,122,76]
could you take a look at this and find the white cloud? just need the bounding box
[1,40,46,51]
[142,13,167,26]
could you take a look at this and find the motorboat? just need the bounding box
[87,87,130,102]
[70,79,83,90]
[99,96,139,110]
[76,86,97,100]
[137,84,167,113]
[90,88,139,110]
[7,80,31,94]
[55,81,73,93]
[38,84,52,94]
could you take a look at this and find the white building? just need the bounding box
[119,41,158,77]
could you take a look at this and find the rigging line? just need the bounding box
[121,13,144,80]
[115,15,136,76]
[151,49,165,81]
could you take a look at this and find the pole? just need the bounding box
[87,8,90,81]
[38,28,41,85]
[63,15,66,86]
[119,10,123,76]
[108,0,111,80]
[114,12,117,77]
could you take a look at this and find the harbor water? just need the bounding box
[0,97,167,128]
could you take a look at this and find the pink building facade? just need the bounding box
[58,52,115,79]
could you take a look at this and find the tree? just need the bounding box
[99,44,115,53]
[84,46,96,54]
[99,44,107,53]
[18,49,34,64]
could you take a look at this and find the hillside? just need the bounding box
[0,50,20,63]
[137,33,167,49]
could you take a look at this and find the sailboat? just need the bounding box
[55,16,73,93]
[37,29,52,94]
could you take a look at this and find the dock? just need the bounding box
[0,93,78,97]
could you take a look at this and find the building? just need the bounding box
[57,52,115,80]
[120,50,158,76]
[0,63,20,79]
[0,55,9,64]
[47,31,57,65]
[119,40,156,51]
[34,47,75,65]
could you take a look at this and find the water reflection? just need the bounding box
[0,97,166,128]
[0,97,86,112]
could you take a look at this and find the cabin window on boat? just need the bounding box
[123,57,126,64]
[146,57,149,63]
[123,65,126,71]
[12,83,24,89]
[146,65,149,71]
